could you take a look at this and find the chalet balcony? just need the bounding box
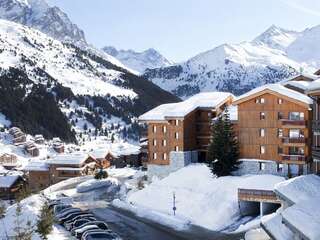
[238,188,280,203]
[312,147,320,160]
[312,120,320,132]
[281,154,306,162]
[281,119,306,127]
[282,137,306,145]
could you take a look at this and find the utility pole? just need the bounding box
[172,192,177,216]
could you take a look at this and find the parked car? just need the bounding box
[75,225,101,239]
[58,211,90,224]
[81,230,118,240]
[69,218,95,232]
[64,214,96,230]
[53,204,71,215]
[55,208,81,220]
[71,221,109,236]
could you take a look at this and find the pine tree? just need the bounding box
[207,108,239,177]
[36,200,53,240]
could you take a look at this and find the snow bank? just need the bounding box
[261,213,294,240]
[245,228,269,240]
[76,178,119,193]
[44,175,93,194]
[126,164,284,231]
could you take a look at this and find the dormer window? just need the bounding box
[255,98,265,104]
[278,98,283,104]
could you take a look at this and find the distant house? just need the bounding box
[25,141,40,157]
[108,143,141,168]
[0,175,25,200]
[89,150,111,169]
[52,138,64,153]
[23,161,50,192]
[10,127,26,144]
[0,153,18,169]
[34,134,45,144]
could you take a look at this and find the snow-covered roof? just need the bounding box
[47,153,89,166]
[283,73,319,82]
[234,83,313,106]
[274,174,320,204]
[56,167,83,171]
[262,213,294,240]
[0,175,21,188]
[89,150,108,159]
[139,92,233,121]
[283,80,313,91]
[110,142,141,157]
[22,161,49,172]
[282,198,320,240]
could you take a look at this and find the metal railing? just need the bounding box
[281,119,306,126]
[281,154,306,161]
[282,137,305,144]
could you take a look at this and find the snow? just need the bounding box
[22,161,49,171]
[0,175,20,188]
[125,164,284,231]
[244,228,270,240]
[274,174,320,204]
[76,178,119,193]
[139,92,233,121]
[109,142,140,157]
[261,213,294,240]
[281,198,320,240]
[0,113,11,128]
[46,153,89,165]
[234,83,313,105]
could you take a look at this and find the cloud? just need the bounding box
[280,0,320,17]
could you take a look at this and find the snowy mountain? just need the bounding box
[0,19,179,142]
[144,25,318,99]
[102,46,173,73]
[0,0,86,44]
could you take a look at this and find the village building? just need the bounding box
[9,127,26,145]
[34,134,45,144]
[108,143,141,168]
[52,137,64,153]
[139,92,234,178]
[0,174,26,200]
[22,161,50,191]
[232,83,313,177]
[24,141,40,157]
[0,153,18,169]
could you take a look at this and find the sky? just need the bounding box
[48,0,320,62]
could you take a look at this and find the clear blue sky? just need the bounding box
[48,0,320,62]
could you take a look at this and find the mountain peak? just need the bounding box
[0,0,86,44]
[102,46,173,73]
[253,24,299,50]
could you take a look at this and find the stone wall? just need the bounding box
[234,160,288,177]
[147,150,198,179]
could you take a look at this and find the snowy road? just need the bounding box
[91,206,243,240]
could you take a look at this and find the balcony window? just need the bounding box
[289,146,304,155]
[289,112,304,121]
[153,153,157,160]
[260,112,266,120]
[278,147,283,154]
[278,128,283,138]
[163,153,167,160]
[175,146,179,151]
[289,129,304,138]
[153,139,157,146]
[175,132,179,139]
[260,98,265,104]
[153,125,157,133]
[259,162,266,170]
[163,139,167,146]
[260,145,266,154]
[260,128,265,137]
[278,98,283,104]
[175,120,179,126]
[163,126,167,133]
[278,112,284,120]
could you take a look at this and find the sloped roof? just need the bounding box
[47,153,89,165]
[0,175,21,188]
[139,92,233,121]
[233,83,313,106]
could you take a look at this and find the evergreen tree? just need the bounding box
[207,108,239,177]
[36,200,53,240]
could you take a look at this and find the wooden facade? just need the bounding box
[234,91,312,172]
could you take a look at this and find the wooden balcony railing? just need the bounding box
[312,147,320,160]
[281,119,306,126]
[238,188,279,203]
[282,137,306,144]
[281,154,306,161]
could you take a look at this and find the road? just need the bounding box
[91,206,243,240]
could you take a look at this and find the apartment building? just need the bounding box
[233,83,313,177]
[139,92,234,178]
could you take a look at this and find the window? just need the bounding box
[175,119,179,126]
[260,145,266,154]
[260,98,265,104]
[289,129,304,138]
[289,112,304,120]
[163,126,167,133]
[259,162,266,171]
[260,128,265,137]
[163,153,167,160]
[153,125,157,133]
[175,132,179,139]
[277,163,283,173]
[278,147,283,154]
[277,129,283,138]
[278,112,284,120]
[256,98,265,104]
[153,153,157,160]
[153,139,157,146]
[260,112,266,120]
[278,98,283,104]
[255,98,260,104]
[175,146,179,151]
[163,139,167,146]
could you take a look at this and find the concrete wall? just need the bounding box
[147,150,198,179]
